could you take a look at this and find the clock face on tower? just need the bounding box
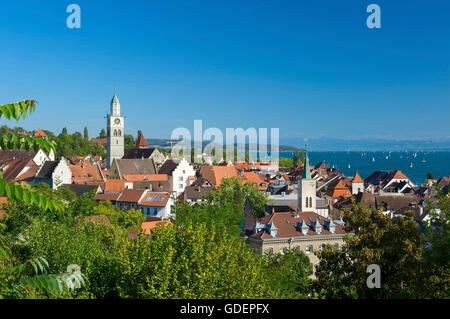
[114,118,121,125]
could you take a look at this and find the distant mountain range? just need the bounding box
[146,137,450,152]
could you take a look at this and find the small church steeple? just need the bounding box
[302,150,312,179]
[298,145,317,214]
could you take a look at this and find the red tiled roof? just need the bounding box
[70,161,104,184]
[250,211,348,239]
[138,192,170,207]
[104,179,126,192]
[242,171,268,191]
[352,172,364,183]
[117,189,147,203]
[32,129,47,138]
[122,174,168,182]
[139,220,172,235]
[393,170,408,180]
[199,165,238,187]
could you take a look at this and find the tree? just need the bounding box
[264,249,313,298]
[0,235,86,298]
[117,222,273,298]
[313,201,448,298]
[99,129,106,139]
[61,127,68,135]
[427,172,434,180]
[24,219,124,298]
[279,157,293,168]
[293,149,300,166]
[124,134,134,150]
[300,150,305,164]
[83,127,89,140]
[0,100,81,297]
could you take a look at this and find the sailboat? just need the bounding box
[372,157,375,162]
[410,163,413,168]
[422,158,426,163]
[348,164,351,169]
[385,155,389,160]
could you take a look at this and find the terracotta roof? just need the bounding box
[199,165,238,187]
[104,179,126,192]
[247,211,348,240]
[138,220,172,235]
[352,172,364,183]
[94,192,121,201]
[32,129,47,138]
[138,192,170,207]
[135,132,149,148]
[70,161,104,184]
[242,171,268,191]
[117,189,147,203]
[122,174,168,182]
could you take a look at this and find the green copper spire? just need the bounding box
[111,92,120,105]
[302,150,312,179]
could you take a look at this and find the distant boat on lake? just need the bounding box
[372,157,375,162]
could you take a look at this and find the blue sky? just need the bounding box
[0,0,449,146]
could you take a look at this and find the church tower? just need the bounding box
[298,150,317,213]
[106,91,124,168]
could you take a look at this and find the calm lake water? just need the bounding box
[278,151,450,185]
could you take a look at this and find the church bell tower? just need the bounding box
[106,91,124,168]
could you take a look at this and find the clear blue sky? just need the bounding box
[0,0,449,146]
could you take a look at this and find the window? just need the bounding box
[293,245,300,251]
[179,184,183,189]
[118,130,121,136]
[306,245,313,254]
[334,243,339,249]
[179,176,183,181]
[264,248,273,254]
[319,244,325,252]
[113,130,117,136]
[155,195,165,202]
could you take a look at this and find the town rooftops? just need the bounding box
[122,174,168,182]
[138,192,170,207]
[32,129,48,138]
[116,189,147,203]
[352,172,364,183]
[135,132,149,148]
[246,211,348,240]
[199,165,238,187]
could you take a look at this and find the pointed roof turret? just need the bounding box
[111,92,120,105]
[302,150,312,179]
[135,132,149,148]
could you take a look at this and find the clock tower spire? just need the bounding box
[106,90,124,168]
